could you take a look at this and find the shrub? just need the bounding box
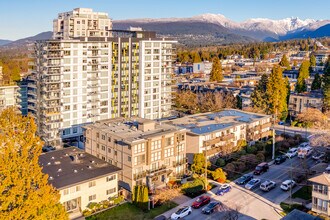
[224,163,236,178]
[247,145,257,154]
[83,209,93,216]
[255,141,266,151]
[181,178,205,197]
[291,121,298,127]
[232,161,246,173]
[256,152,265,162]
[238,149,247,155]
[211,168,227,182]
[87,202,98,210]
[215,158,226,167]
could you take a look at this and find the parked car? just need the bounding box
[280,180,296,191]
[245,178,261,190]
[298,146,313,159]
[254,162,269,175]
[275,155,286,164]
[216,184,232,196]
[260,180,276,192]
[171,206,192,219]
[278,121,284,125]
[202,201,221,214]
[293,173,305,183]
[312,152,325,160]
[42,146,56,152]
[236,174,253,185]
[299,142,310,148]
[286,148,298,158]
[191,195,210,209]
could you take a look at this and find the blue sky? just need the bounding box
[0,0,329,40]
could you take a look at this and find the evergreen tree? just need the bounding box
[296,60,310,93]
[266,65,288,118]
[310,54,316,67]
[0,108,67,220]
[251,74,269,110]
[192,52,202,63]
[279,54,291,70]
[209,57,223,82]
[311,73,322,90]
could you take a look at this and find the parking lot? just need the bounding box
[168,155,318,220]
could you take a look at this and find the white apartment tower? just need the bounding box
[28,8,176,148]
[53,8,112,40]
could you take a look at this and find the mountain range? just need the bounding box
[1,14,330,47]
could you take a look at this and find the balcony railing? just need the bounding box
[147,165,167,175]
[133,171,147,180]
[173,158,187,167]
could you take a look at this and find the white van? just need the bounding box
[298,146,313,159]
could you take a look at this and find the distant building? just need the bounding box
[0,83,20,112]
[288,92,323,117]
[19,78,28,115]
[283,70,299,79]
[164,109,272,163]
[39,147,120,219]
[314,51,330,65]
[84,117,187,192]
[309,173,330,217]
[193,61,212,75]
[174,63,193,74]
[53,8,113,40]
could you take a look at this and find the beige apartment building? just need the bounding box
[289,92,323,117]
[0,83,20,112]
[164,109,272,163]
[39,147,120,219]
[28,8,176,149]
[84,117,187,192]
[309,173,330,217]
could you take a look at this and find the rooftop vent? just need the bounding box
[91,160,95,163]
[73,169,78,173]
[54,161,61,165]
[47,162,51,165]
[51,156,55,160]
[87,165,92,169]
[58,168,62,172]
[49,176,53,180]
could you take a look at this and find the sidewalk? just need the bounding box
[156,180,221,219]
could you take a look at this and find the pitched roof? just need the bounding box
[281,209,322,220]
[309,173,330,186]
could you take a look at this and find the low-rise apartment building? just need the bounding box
[39,147,120,219]
[288,92,323,117]
[164,109,272,163]
[0,82,20,112]
[309,173,330,217]
[83,117,187,192]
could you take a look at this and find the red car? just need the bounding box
[191,195,210,209]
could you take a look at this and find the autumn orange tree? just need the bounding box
[0,108,67,219]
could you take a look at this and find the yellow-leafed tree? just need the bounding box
[0,108,68,220]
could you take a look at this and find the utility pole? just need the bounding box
[204,143,208,191]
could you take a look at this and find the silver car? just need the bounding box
[245,178,261,190]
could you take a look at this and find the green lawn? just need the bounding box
[280,202,305,214]
[292,186,312,200]
[86,202,177,220]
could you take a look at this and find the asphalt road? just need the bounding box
[174,155,318,220]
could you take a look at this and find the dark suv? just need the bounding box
[254,162,269,175]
